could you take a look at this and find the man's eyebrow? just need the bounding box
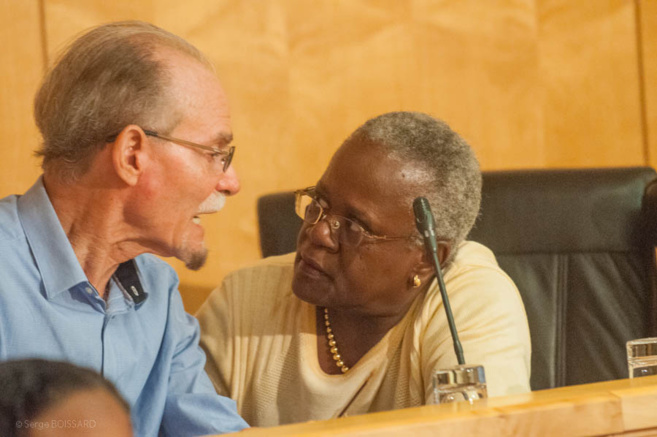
[212,132,233,147]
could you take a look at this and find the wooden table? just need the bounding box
[219,375,657,436]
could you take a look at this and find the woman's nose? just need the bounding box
[307,215,339,251]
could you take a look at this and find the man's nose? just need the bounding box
[217,164,240,195]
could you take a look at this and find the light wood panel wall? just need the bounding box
[640,0,657,167]
[1,0,654,313]
[539,0,643,166]
[0,0,44,193]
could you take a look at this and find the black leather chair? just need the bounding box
[256,167,657,390]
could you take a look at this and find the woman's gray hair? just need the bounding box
[34,20,212,182]
[351,112,481,257]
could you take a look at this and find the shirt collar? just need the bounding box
[16,177,148,304]
[17,177,88,298]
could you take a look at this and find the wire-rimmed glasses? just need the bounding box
[294,186,413,246]
[106,128,235,172]
[143,130,234,172]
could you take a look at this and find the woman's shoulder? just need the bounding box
[439,240,519,300]
[219,252,297,302]
[198,252,301,328]
[225,251,296,281]
[449,240,499,268]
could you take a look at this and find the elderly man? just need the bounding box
[198,112,531,426]
[0,21,248,435]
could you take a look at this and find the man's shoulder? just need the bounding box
[0,194,23,242]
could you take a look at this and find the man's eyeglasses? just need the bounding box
[106,129,235,172]
[294,187,412,247]
[143,130,235,172]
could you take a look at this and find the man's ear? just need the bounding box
[110,125,148,186]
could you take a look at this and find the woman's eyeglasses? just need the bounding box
[294,187,412,247]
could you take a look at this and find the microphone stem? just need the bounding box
[430,251,466,365]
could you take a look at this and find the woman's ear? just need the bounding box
[414,241,452,285]
[110,125,148,186]
[437,241,451,268]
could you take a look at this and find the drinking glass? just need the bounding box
[433,364,487,404]
[627,337,657,378]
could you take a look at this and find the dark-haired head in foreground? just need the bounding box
[0,359,132,437]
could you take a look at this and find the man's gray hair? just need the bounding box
[34,20,212,182]
[351,112,481,256]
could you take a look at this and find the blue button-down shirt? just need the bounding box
[0,178,248,436]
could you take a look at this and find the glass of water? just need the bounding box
[627,337,657,378]
[433,364,487,404]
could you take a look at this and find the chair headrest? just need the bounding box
[468,167,657,254]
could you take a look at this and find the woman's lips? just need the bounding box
[297,255,330,278]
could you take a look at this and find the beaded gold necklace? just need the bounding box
[323,307,349,373]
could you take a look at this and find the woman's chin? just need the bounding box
[291,274,331,307]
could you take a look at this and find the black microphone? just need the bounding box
[413,197,466,365]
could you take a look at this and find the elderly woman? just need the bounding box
[197,112,531,426]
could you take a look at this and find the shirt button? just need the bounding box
[85,287,93,295]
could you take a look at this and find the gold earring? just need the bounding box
[412,275,421,288]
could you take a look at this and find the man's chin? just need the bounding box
[180,248,208,271]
